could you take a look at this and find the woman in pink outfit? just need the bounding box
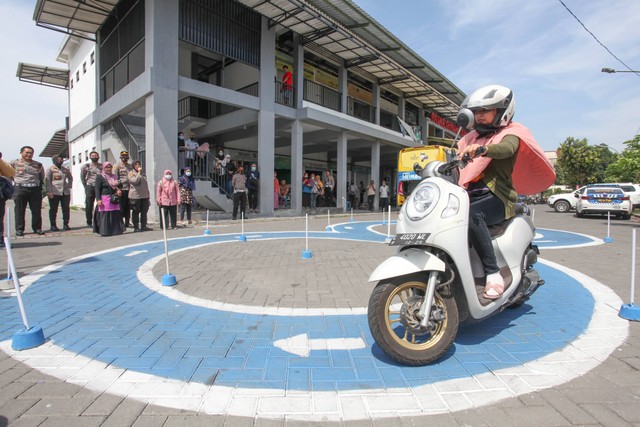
[156,169,180,229]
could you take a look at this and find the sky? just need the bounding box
[1,0,639,165]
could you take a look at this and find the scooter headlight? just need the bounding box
[406,183,439,221]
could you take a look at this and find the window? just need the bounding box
[72,155,76,165]
[85,150,89,161]
[83,62,87,74]
[70,78,74,89]
[90,52,95,65]
[76,71,80,82]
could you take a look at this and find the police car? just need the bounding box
[575,186,632,220]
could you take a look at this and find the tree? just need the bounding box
[556,137,604,187]
[605,135,640,182]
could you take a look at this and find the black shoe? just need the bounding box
[50,225,60,232]
[16,230,24,237]
[141,227,153,231]
[133,227,141,233]
[0,242,5,250]
[63,225,71,231]
[35,230,45,235]
[86,221,92,227]
[126,223,133,228]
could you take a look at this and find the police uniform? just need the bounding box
[45,163,73,231]
[80,161,102,226]
[113,153,134,227]
[10,158,45,235]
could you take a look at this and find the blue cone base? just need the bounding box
[203,229,212,235]
[604,236,613,243]
[239,235,247,242]
[325,226,332,231]
[12,326,45,350]
[301,250,313,259]
[349,218,355,222]
[619,303,640,321]
[161,274,177,286]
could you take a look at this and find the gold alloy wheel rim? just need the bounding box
[384,281,448,350]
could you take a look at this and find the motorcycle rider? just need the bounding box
[457,85,554,300]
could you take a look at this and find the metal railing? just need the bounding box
[275,79,294,106]
[178,82,260,121]
[303,79,341,111]
[109,116,145,168]
[177,149,234,199]
[348,96,375,123]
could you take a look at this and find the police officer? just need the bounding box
[80,151,101,227]
[10,146,45,236]
[113,150,134,228]
[45,155,73,231]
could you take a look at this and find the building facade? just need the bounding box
[24,0,466,216]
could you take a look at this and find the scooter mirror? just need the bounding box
[456,108,475,130]
[413,162,424,176]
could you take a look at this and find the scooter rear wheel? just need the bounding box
[368,276,459,365]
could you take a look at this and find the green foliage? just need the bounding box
[604,135,640,182]
[556,137,604,187]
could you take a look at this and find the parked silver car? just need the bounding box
[575,187,632,220]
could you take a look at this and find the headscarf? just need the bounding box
[179,167,196,190]
[101,162,119,189]
[160,169,179,192]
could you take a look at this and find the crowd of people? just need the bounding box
[0,143,393,244]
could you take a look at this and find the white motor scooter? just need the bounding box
[367,148,544,365]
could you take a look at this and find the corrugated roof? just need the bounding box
[16,62,69,90]
[40,128,68,158]
[33,0,118,39]
[237,0,465,121]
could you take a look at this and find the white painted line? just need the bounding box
[125,250,148,257]
[273,333,366,357]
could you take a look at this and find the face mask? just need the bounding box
[91,157,99,162]
[55,161,63,167]
[219,152,223,156]
[185,172,192,177]
[165,175,173,180]
[251,167,256,172]
[179,136,184,140]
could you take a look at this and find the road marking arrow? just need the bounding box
[273,333,366,357]
[125,250,148,257]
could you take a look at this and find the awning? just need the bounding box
[237,0,465,121]
[40,128,68,158]
[33,0,118,40]
[17,62,69,90]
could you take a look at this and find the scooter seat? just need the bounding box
[487,216,517,238]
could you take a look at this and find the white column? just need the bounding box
[337,132,347,211]
[293,34,304,110]
[371,141,380,211]
[145,0,179,215]
[373,82,380,125]
[258,16,276,215]
[419,106,428,144]
[291,119,303,214]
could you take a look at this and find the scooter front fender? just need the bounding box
[368,248,446,283]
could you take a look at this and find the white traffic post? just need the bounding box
[302,213,312,258]
[239,211,247,242]
[604,211,613,243]
[619,228,639,320]
[160,208,177,286]
[203,209,211,235]
[326,209,331,231]
[5,208,45,350]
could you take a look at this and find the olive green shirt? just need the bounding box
[483,134,520,218]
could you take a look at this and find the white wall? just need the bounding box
[68,128,99,207]
[67,39,97,128]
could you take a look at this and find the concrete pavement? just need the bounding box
[0,205,639,426]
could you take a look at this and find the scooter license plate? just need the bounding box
[389,233,431,246]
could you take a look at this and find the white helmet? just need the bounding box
[460,85,515,131]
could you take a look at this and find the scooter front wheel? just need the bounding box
[368,276,459,366]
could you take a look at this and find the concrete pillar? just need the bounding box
[371,141,380,211]
[293,34,304,110]
[258,16,276,215]
[419,106,428,145]
[373,82,380,125]
[290,119,303,214]
[337,132,347,211]
[398,96,405,122]
[144,0,179,215]
[339,62,348,114]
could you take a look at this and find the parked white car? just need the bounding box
[575,187,632,220]
[547,183,639,213]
